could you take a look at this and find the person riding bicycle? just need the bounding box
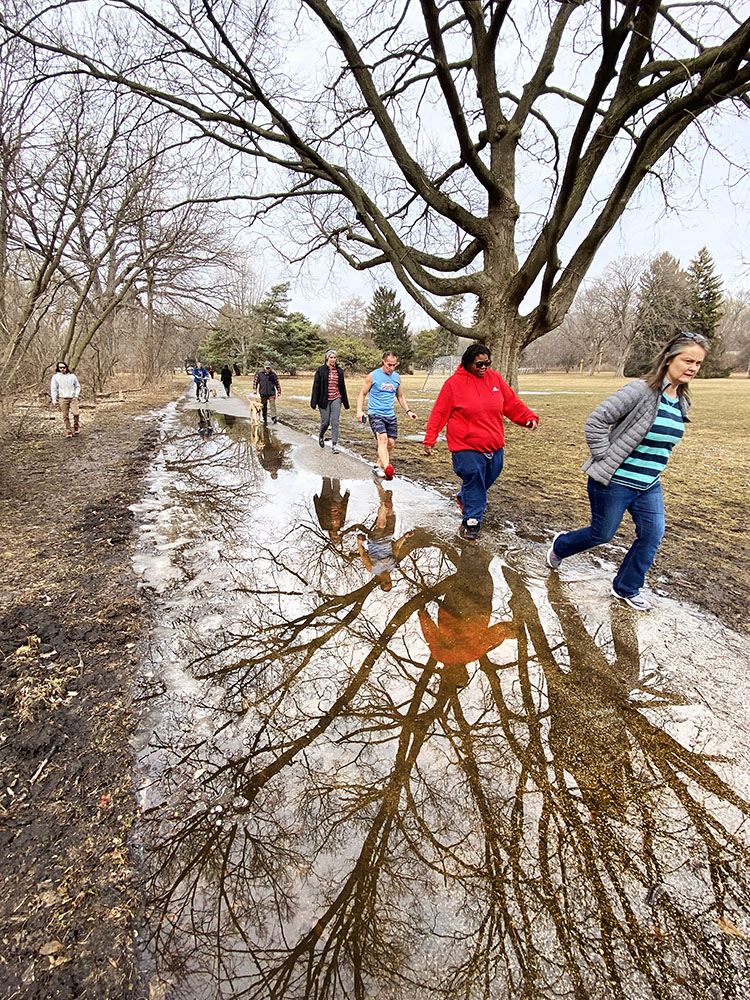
[192,363,210,400]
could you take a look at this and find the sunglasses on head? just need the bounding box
[676,331,707,346]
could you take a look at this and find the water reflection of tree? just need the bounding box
[140,517,750,999]
[157,408,266,538]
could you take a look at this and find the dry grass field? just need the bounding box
[259,370,749,632]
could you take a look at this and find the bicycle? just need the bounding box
[196,376,210,403]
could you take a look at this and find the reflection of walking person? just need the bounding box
[423,344,539,540]
[220,365,233,397]
[357,483,414,591]
[418,544,514,686]
[547,332,708,612]
[356,351,417,480]
[311,350,349,454]
[253,362,281,424]
[50,361,81,438]
[313,478,350,542]
[256,426,286,479]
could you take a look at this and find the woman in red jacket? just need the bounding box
[423,344,539,539]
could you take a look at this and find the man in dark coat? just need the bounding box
[310,350,349,454]
[253,362,281,424]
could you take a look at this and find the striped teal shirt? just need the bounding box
[612,393,684,490]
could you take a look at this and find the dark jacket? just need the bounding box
[254,369,281,397]
[220,366,233,384]
[310,364,350,410]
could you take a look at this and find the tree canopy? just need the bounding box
[5,1,750,379]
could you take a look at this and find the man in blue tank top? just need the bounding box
[356,351,417,479]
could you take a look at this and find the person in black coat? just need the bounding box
[310,350,350,454]
[220,365,233,397]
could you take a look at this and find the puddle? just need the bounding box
[131,396,750,999]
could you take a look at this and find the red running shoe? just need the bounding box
[455,492,463,513]
[384,464,394,480]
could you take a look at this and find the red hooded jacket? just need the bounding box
[423,365,538,452]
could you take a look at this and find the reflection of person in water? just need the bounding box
[357,484,417,591]
[544,575,641,820]
[197,408,214,439]
[255,426,286,479]
[313,478,350,542]
[418,544,514,686]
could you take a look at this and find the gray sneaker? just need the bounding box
[332,445,339,454]
[547,532,564,570]
[463,518,480,540]
[373,465,386,479]
[610,585,652,612]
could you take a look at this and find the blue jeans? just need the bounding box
[554,478,665,597]
[452,449,504,524]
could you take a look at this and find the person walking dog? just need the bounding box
[546,332,708,611]
[253,362,281,424]
[50,361,81,438]
[311,350,350,454]
[423,344,539,540]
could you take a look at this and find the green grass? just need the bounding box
[237,371,750,632]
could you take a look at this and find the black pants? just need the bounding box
[222,381,231,396]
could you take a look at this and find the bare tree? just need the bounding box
[321,297,369,341]
[0,38,234,389]
[588,255,646,376]
[718,290,750,375]
[4,1,749,380]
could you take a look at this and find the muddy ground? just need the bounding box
[0,378,746,1000]
[0,385,174,1000]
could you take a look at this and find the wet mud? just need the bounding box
[133,398,750,1000]
[0,391,174,1000]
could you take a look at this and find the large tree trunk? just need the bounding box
[475,289,525,388]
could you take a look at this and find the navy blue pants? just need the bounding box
[452,449,504,524]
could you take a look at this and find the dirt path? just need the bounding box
[0,387,174,1000]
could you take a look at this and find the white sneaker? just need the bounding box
[610,586,652,612]
[332,445,339,454]
[372,465,386,478]
[547,531,564,569]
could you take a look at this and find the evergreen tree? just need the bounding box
[688,247,724,336]
[687,247,727,376]
[326,335,381,372]
[261,311,323,373]
[625,253,690,376]
[198,305,237,368]
[366,286,413,370]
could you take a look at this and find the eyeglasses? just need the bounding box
[472,360,491,368]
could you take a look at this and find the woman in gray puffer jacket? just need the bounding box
[546,332,708,611]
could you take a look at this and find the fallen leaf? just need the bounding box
[718,916,748,939]
[39,940,64,956]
